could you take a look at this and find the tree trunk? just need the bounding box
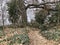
[17,0,27,25]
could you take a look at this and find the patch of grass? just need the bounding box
[0,28,30,45]
[0,26,3,30]
[17,34,30,45]
[0,31,4,36]
[7,33,30,45]
[41,28,60,41]
[0,26,4,37]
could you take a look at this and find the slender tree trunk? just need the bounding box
[1,3,5,35]
[2,11,4,31]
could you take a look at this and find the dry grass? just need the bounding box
[0,27,59,45]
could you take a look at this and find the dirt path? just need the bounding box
[28,29,58,45]
[0,28,59,45]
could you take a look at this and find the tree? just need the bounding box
[35,0,60,30]
[7,0,19,25]
[48,2,60,25]
[7,0,27,26]
[55,3,60,25]
[16,0,27,25]
[0,0,5,35]
[7,0,60,26]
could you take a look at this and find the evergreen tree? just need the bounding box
[7,0,19,24]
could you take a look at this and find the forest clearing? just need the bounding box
[0,0,60,45]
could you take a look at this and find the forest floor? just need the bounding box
[0,27,60,45]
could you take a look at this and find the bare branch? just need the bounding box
[26,0,60,9]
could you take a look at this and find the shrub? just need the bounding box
[35,10,46,25]
[30,21,40,28]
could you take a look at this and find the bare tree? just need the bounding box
[0,0,5,35]
[16,0,27,25]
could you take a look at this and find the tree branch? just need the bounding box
[25,1,60,9]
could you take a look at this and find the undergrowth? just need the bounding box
[0,28,30,45]
[41,27,60,41]
[7,33,29,45]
